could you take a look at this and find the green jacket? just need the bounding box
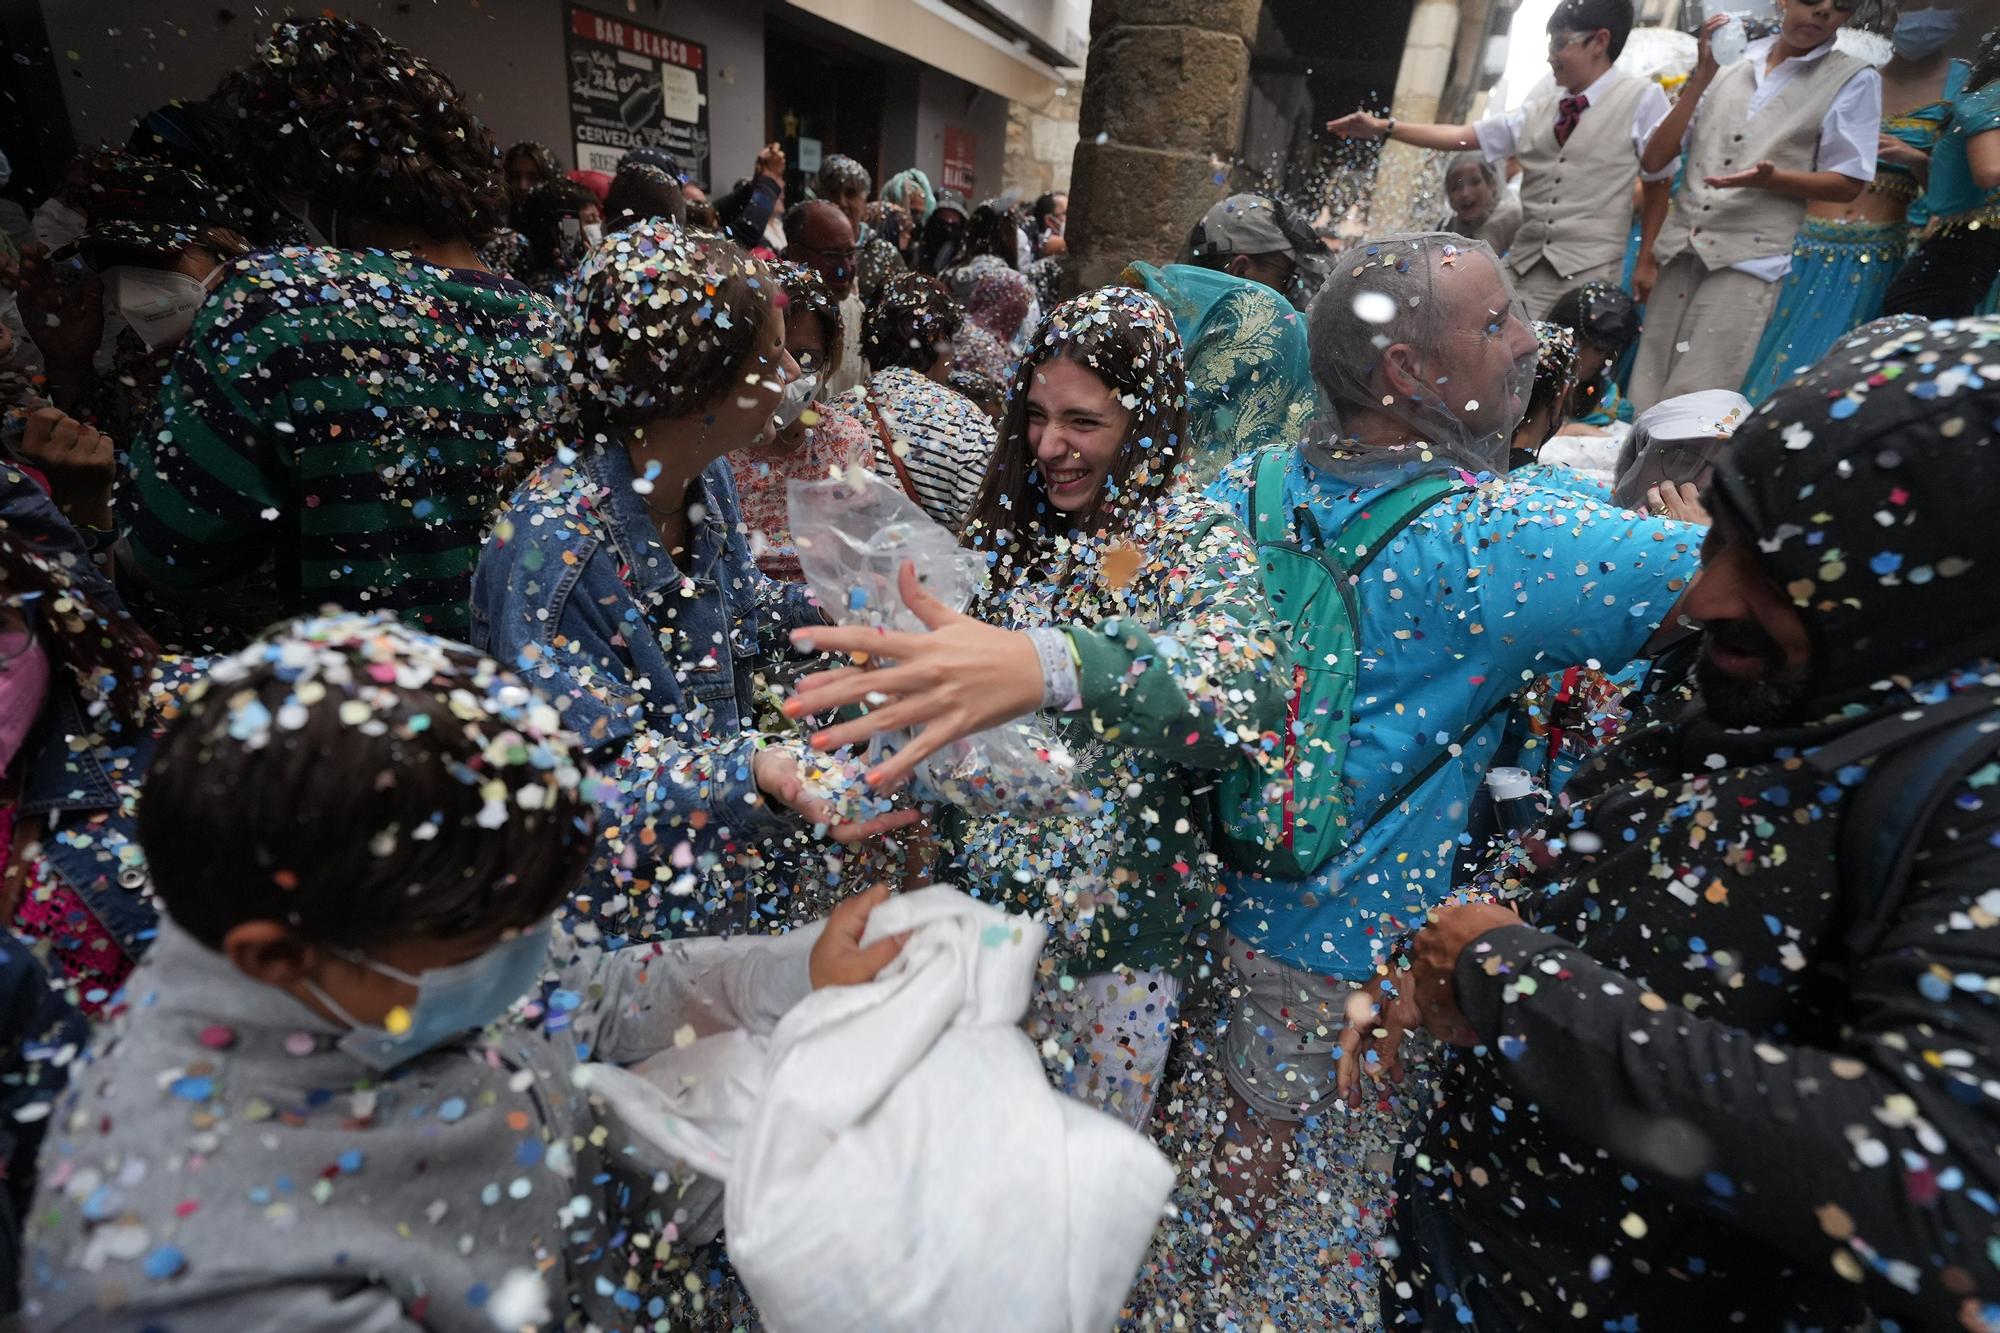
[945,491,1289,978]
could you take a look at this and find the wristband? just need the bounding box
[1383,118,1397,141]
[1026,627,1083,713]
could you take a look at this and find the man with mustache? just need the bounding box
[1369,317,2000,1329]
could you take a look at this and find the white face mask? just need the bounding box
[582,222,604,247]
[773,370,819,430]
[31,199,86,254]
[105,264,222,351]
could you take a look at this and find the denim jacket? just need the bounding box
[471,444,823,946]
[3,465,165,973]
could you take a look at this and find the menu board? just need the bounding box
[564,4,710,184]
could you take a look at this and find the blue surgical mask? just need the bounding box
[1892,7,1959,61]
[306,920,553,1071]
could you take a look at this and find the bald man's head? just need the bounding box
[787,201,857,300]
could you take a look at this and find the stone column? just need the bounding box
[1063,0,1261,294]
[1369,0,1463,234]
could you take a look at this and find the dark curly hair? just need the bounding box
[139,618,593,952]
[862,272,964,375]
[566,222,774,436]
[224,18,509,247]
[767,260,843,378]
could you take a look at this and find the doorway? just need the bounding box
[764,22,887,209]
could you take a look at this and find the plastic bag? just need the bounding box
[787,464,1079,816]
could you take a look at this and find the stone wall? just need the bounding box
[1064,0,1261,293]
[1003,80,1081,201]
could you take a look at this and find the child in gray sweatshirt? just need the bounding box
[21,613,901,1331]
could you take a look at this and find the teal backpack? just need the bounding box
[1214,447,1478,878]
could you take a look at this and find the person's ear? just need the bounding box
[1380,343,1428,400]
[223,920,316,989]
[1227,255,1254,280]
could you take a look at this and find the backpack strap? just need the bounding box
[1329,474,1486,844]
[1814,686,2000,969]
[1331,474,1464,578]
[1352,688,1519,843]
[1248,446,1292,545]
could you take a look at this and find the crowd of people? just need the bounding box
[0,0,1996,1329]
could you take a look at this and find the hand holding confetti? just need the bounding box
[751,744,923,844]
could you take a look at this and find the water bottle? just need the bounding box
[1485,767,1549,838]
[1710,12,1748,65]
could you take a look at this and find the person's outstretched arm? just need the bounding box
[1328,111,1481,154]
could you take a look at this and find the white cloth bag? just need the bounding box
[579,885,1174,1333]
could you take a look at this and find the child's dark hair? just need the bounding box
[138,616,594,953]
[862,273,963,374]
[224,18,509,247]
[1546,281,1641,355]
[1521,320,1580,453]
[1547,0,1634,60]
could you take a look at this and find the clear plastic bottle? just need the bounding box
[1710,12,1749,65]
[1485,766,1549,839]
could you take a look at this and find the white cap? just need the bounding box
[1486,766,1537,801]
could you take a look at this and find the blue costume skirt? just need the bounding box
[1741,217,1907,403]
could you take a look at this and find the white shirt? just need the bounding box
[824,291,869,399]
[1682,35,1883,281]
[1475,68,1680,184]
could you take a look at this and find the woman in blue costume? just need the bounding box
[1886,26,2000,317]
[1742,12,1965,401]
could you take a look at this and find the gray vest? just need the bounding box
[1655,49,1866,270]
[1508,73,1651,279]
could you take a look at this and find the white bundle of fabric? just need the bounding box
[579,886,1174,1333]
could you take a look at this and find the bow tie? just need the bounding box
[1555,94,1590,148]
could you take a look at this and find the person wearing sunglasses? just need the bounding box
[1328,0,1678,318]
[786,199,867,396]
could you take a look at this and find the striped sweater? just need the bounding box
[120,245,560,644]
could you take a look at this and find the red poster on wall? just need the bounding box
[941,127,977,196]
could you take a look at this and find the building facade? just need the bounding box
[10,0,1087,212]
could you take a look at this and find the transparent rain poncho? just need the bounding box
[787,464,1080,817]
[1302,232,1537,482]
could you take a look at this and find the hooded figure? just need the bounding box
[1713,315,2000,708]
[1303,232,1538,479]
[1391,315,2000,1332]
[880,168,937,224]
